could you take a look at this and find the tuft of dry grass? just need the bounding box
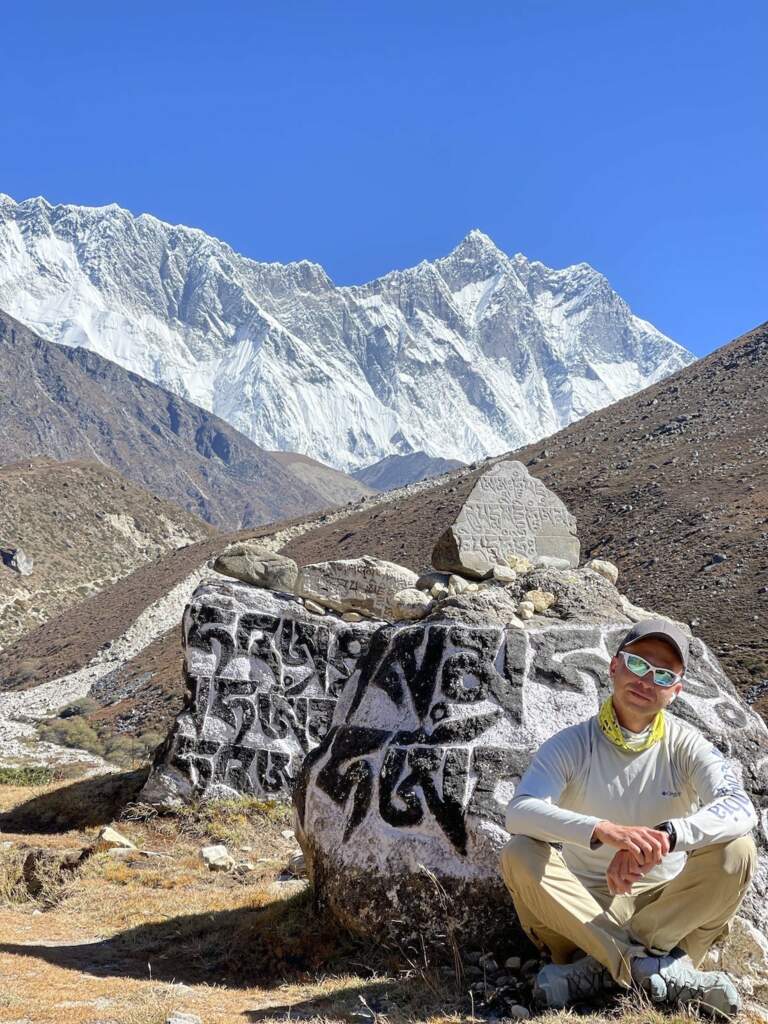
[168,795,293,847]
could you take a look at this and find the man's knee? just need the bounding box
[721,835,757,881]
[499,835,551,887]
[693,834,757,882]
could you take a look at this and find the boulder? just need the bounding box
[432,461,579,578]
[294,614,768,949]
[295,556,419,619]
[1,547,33,576]
[213,542,298,592]
[140,581,381,806]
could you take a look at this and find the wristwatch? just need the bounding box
[654,820,678,852]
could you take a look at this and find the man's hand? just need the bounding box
[592,820,670,865]
[606,849,655,895]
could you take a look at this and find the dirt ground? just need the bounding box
[0,771,765,1024]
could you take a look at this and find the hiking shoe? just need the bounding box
[631,947,688,1003]
[659,962,740,1019]
[533,956,615,1009]
[632,950,740,1018]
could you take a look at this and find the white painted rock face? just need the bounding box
[295,556,419,619]
[294,617,768,948]
[140,581,381,807]
[432,461,580,578]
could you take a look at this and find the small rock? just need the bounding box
[94,826,136,853]
[166,1013,203,1024]
[504,956,522,970]
[416,570,452,592]
[585,558,619,586]
[535,555,571,569]
[506,553,534,574]
[200,844,235,871]
[492,565,517,583]
[507,1005,530,1020]
[518,600,535,620]
[523,589,556,613]
[281,829,295,840]
[448,574,471,595]
[304,599,326,615]
[287,850,306,877]
[342,611,363,622]
[430,582,449,599]
[392,587,432,621]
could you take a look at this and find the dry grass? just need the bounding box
[0,772,765,1024]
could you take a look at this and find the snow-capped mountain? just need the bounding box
[0,195,694,471]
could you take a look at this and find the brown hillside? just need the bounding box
[0,458,215,649]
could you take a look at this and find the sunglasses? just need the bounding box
[619,651,683,688]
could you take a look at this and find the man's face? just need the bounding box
[609,636,684,721]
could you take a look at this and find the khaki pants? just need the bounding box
[499,835,757,987]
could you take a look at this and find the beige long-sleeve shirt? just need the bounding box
[505,712,757,887]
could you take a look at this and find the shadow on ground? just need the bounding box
[0,888,368,988]
[0,768,148,833]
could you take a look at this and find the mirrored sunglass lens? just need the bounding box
[625,654,651,676]
[654,671,677,687]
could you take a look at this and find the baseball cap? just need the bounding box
[616,618,689,672]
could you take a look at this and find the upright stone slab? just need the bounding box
[294,616,768,949]
[141,580,380,807]
[295,556,419,619]
[432,460,579,577]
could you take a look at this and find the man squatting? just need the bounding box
[500,619,758,1017]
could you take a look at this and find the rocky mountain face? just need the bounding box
[0,195,693,471]
[351,451,466,490]
[1,312,762,766]
[0,457,214,650]
[0,310,370,529]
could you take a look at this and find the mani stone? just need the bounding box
[432,461,579,578]
[213,541,298,593]
[295,556,419,620]
[294,613,768,950]
[140,581,380,808]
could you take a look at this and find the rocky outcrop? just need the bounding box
[140,582,381,806]
[432,461,579,577]
[294,608,768,949]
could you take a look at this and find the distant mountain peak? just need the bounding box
[0,196,695,471]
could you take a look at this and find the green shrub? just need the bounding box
[0,765,54,786]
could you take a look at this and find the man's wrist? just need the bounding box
[654,820,677,852]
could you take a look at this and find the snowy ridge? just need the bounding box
[0,197,694,471]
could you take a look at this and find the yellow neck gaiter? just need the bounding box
[598,697,665,753]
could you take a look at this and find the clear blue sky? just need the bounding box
[1,1,765,356]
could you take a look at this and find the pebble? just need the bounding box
[304,599,326,615]
[504,956,522,970]
[507,1005,530,1019]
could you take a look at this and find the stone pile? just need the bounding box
[142,457,768,970]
